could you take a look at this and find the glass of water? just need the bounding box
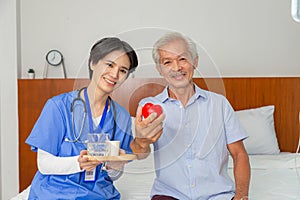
[87,133,110,157]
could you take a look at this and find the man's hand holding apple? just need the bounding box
[130,103,165,159]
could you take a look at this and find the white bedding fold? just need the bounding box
[228,152,300,169]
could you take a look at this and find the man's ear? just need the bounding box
[193,56,199,69]
[155,64,163,76]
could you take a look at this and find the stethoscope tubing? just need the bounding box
[68,87,116,143]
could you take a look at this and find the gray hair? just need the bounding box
[152,32,198,65]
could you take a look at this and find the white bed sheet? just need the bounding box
[12,153,300,200]
[228,153,300,200]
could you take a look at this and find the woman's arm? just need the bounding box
[37,149,83,175]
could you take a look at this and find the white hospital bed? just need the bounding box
[13,153,300,200]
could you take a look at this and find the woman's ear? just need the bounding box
[89,62,95,71]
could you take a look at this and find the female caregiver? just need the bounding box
[25,37,138,199]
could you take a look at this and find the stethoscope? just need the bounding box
[66,87,117,143]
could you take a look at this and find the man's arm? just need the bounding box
[227,140,250,200]
[130,106,165,159]
[130,138,151,159]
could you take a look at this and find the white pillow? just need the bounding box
[235,105,280,155]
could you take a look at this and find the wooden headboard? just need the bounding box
[18,77,300,191]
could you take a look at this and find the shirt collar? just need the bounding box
[194,84,208,100]
[156,84,208,103]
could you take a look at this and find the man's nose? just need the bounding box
[172,60,182,71]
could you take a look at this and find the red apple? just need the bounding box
[142,103,153,118]
[142,103,163,118]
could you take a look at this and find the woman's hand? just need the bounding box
[77,150,103,171]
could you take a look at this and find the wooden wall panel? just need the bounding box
[18,77,300,192]
[220,78,300,153]
[113,77,300,152]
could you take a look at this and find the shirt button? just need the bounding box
[191,184,195,188]
[187,165,192,168]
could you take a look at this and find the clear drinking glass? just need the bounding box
[87,133,110,157]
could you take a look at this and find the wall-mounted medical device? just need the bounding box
[292,0,300,22]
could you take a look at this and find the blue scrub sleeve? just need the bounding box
[120,116,133,154]
[26,99,66,155]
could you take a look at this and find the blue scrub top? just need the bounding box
[26,90,133,200]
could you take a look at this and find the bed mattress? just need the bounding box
[12,153,300,200]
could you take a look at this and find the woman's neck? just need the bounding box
[86,85,109,118]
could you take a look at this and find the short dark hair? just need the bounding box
[88,37,138,79]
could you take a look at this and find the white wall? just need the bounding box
[1,0,299,198]
[0,0,19,199]
[19,0,300,79]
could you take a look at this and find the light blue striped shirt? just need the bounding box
[140,84,248,200]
